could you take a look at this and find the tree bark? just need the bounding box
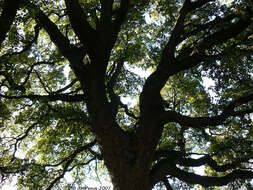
[100,133,153,190]
[0,0,20,46]
[107,160,151,190]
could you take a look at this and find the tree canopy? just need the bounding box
[0,0,253,189]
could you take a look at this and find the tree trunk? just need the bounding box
[110,169,150,190]
[105,156,152,190]
[98,131,154,190]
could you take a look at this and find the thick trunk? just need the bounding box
[110,168,150,190]
[98,131,154,190]
[81,56,159,190]
[105,155,152,190]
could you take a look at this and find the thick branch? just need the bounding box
[179,13,237,45]
[154,148,252,172]
[177,155,251,172]
[160,93,253,128]
[107,60,124,95]
[119,100,138,119]
[113,0,130,34]
[163,0,214,62]
[23,0,89,91]
[100,0,114,25]
[107,60,124,118]
[150,163,253,187]
[160,108,253,129]
[64,0,97,55]
[25,1,71,57]
[0,0,20,46]
[225,92,253,112]
[175,14,253,73]
[24,0,85,71]
[141,4,252,109]
[139,0,216,139]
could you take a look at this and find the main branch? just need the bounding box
[0,0,20,46]
[150,163,253,187]
[160,93,253,129]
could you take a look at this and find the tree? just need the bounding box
[0,0,253,189]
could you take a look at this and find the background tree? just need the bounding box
[0,0,253,189]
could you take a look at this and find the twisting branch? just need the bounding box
[162,0,214,63]
[139,0,217,141]
[173,13,253,75]
[164,0,206,57]
[151,141,253,187]
[160,108,253,129]
[43,140,98,168]
[45,140,97,190]
[21,61,55,86]
[141,0,252,109]
[160,93,253,129]
[12,120,40,160]
[0,140,97,189]
[150,163,253,188]
[178,13,237,45]
[177,155,252,172]
[155,147,252,171]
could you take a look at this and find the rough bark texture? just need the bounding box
[102,134,151,190]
